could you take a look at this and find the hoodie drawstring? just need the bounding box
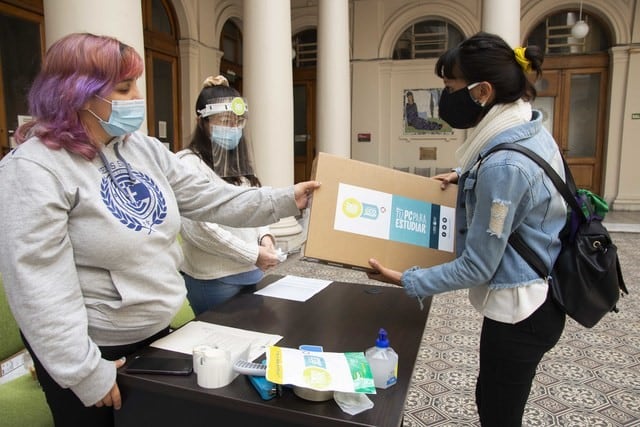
[114,142,137,183]
[98,142,137,203]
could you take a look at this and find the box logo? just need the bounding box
[334,183,454,252]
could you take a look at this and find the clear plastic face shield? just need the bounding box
[198,96,256,179]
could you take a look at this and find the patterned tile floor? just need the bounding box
[271,229,640,426]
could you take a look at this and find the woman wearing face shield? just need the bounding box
[367,32,567,426]
[177,76,281,315]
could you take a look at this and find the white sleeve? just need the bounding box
[177,150,259,263]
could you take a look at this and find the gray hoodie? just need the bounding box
[0,132,298,406]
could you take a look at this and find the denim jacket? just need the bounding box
[402,110,567,298]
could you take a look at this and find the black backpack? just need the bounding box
[482,143,628,328]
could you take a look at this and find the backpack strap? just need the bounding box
[481,143,578,279]
[482,143,582,216]
[508,232,549,277]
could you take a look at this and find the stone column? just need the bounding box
[244,0,294,187]
[612,46,640,210]
[42,0,147,130]
[244,0,304,250]
[316,0,351,157]
[482,0,521,46]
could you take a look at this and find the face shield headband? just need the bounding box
[198,96,255,179]
[198,96,249,121]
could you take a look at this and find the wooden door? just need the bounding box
[293,69,316,183]
[0,1,44,159]
[144,50,179,151]
[532,54,608,193]
[142,0,180,151]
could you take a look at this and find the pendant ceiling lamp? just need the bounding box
[571,2,590,39]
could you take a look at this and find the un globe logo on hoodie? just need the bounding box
[100,164,167,234]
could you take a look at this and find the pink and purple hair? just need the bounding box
[15,33,144,159]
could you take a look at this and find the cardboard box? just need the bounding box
[303,152,458,272]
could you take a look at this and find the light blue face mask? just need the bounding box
[89,96,146,137]
[210,125,243,150]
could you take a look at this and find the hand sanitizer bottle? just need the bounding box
[365,328,398,389]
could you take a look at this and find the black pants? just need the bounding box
[22,328,170,427]
[475,292,565,427]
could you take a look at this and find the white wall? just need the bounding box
[350,0,480,172]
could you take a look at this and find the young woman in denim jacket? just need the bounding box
[368,32,567,426]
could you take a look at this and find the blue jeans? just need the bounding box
[182,270,262,315]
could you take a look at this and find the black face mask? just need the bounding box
[438,83,486,129]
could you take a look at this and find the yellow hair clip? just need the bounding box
[513,47,532,73]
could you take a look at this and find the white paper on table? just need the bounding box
[254,275,332,301]
[150,321,282,361]
[265,346,376,394]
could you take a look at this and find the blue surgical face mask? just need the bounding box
[89,96,146,137]
[210,125,243,150]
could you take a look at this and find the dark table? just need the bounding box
[115,275,431,427]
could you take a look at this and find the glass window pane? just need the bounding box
[153,58,174,148]
[293,84,307,157]
[293,29,317,68]
[0,14,41,133]
[567,73,599,157]
[221,21,242,66]
[393,28,412,60]
[532,97,554,135]
[152,0,172,35]
[393,20,463,60]
[222,38,236,63]
[526,11,609,55]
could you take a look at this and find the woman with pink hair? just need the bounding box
[0,32,319,426]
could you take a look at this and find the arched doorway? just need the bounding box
[526,9,611,194]
[142,0,180,152]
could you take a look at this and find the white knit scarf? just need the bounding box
[456,99,533,173]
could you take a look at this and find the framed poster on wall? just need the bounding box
[403,89,452,135]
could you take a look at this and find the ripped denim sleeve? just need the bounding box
[487,199,511,238]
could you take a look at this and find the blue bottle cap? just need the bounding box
[376,328,389,348]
